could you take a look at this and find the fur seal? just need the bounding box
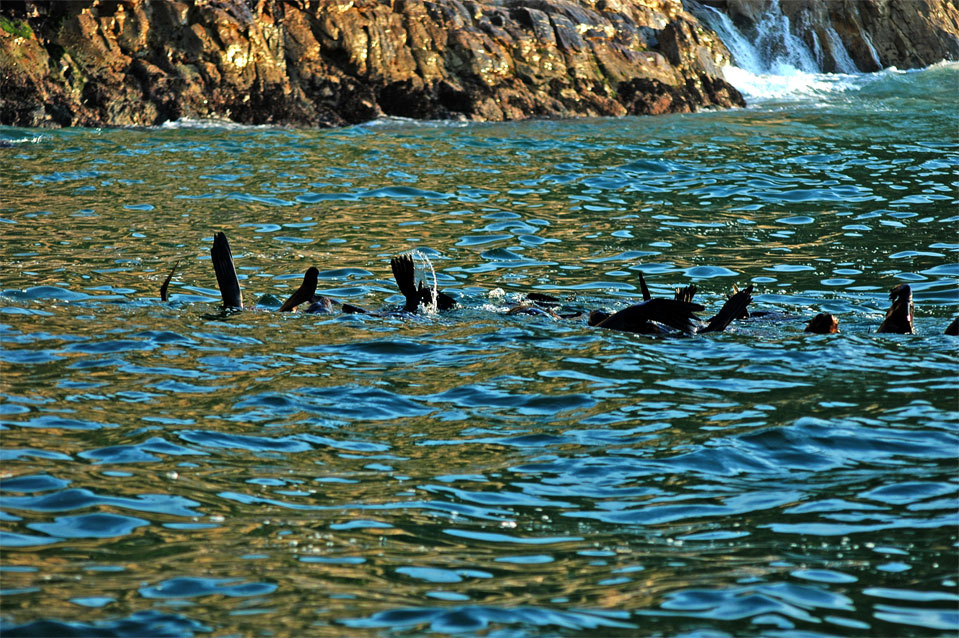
[805,313,839,334]
[279,267,319,312]
[390,254,455,312]
[877,284,913,334]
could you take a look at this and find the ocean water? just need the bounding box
[1,63,957,637]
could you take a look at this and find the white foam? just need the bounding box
[159,117,252,130]
[1,135,43,145]
[722,64,860,101]
[695,0,873,102]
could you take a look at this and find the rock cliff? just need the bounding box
[0,0,744,128]
[709,0,959,72]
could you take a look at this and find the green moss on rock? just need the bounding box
[0,16,33,39]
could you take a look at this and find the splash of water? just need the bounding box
[696,0,857,75]
[753,0,821,74]
[412,250,439,315]
[692,0,871,101]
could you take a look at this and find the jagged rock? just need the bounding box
[0,0,745,128]
[715,0,959,72]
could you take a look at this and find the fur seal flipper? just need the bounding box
[700,285,753,333]
[211,232,243,309]
[638,272,652,302]
[390,254,455,312]
[945,316,958,336]
[279,267,319,312]
[160,260,179,302]
[674,284,697,304]
[390,255,420,312]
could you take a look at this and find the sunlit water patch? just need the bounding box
[1,63,957,637]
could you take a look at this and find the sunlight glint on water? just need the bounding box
[0,62,957,637]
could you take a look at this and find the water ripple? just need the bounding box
[1,70,957,636]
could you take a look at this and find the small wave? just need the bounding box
[0,135,42,146]
[359,115,473,130]
[725,61,959,103]
[723,64,860,100]
[159,117,260,130]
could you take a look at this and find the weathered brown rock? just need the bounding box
[0,0,744,128]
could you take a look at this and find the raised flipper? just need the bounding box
[674,284,697,304]
[594,298,704,334]
[700,285,753,333]
[390,254,419,312]
[638,272,652,302]
[211,232,242,309]
[160,260,179,302]
[391,253,456,312]
[877,284,914,334]
[946,316,958,336]
[279,267,319,312]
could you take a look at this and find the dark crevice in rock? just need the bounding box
[11,0,948,129]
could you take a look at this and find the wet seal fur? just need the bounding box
[588,273,753,336]
[805,313,839,334]
[877,284,913,334]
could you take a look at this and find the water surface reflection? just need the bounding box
[1,71,958,636]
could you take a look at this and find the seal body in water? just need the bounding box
[805,313,839,334]
[877,284,913,334]
[588,297,707,335]
[588,276,752,336]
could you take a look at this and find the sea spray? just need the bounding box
[412,250,439,315]
[693,0,867,101]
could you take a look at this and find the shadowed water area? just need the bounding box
[1,64,957,637]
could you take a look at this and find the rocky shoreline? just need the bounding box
[0,0,956,130]
[1,0,745,128]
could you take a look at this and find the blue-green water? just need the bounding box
[1,64,957,637]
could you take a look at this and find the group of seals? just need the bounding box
[585,274,753,336]
[160,232,957,337]
[807,283,958,335]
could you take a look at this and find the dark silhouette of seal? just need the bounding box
[588,297,705,334]
[279,267,318,312]
[159,261,179,302]
[877,284,913,334]
[805,313,839,334]
[211,232,243,309]
[390,254,455,312]
[945,316,958,336]
[588,273,752,336]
